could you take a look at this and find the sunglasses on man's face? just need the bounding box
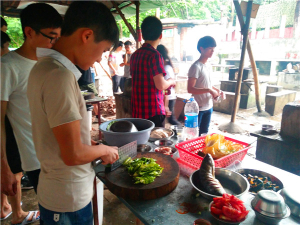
[38,30,59,44]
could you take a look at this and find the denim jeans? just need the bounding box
[198,107,213,136]
[39,202,93,225]
[112,75,122,93]
[167,99,181,125]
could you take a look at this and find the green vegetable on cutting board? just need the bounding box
[123,157,164,184]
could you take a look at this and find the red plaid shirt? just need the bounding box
[130,43,166,119]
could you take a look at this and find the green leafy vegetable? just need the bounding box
[106,120,117,131]
[123,157,163,184]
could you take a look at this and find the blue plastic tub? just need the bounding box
[99,118,154,147]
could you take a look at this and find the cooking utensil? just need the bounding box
[102,152,180,201]
[149,127,174,142]
[93,141,137,171]
[99,118,154,147]
[251,190,290,219]
[280,187,300,218]
[209,201,247,224]
[236,169,284,193]
[190,168,249,200]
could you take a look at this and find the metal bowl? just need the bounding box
[190,168,250,200]
[209,201,246,225]
[154,139,174,146]
[236,169,284,193]
[137,144,153,152]
[251,190,290,219]
[253,210,290,225]
[280,187,300,218]
[154,146,179,160]
[149,127,174,142]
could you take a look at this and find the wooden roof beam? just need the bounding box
[111,1,137,41]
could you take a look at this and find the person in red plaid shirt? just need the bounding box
[130,16,176,127]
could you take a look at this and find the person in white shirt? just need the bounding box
[27,2,119,224]
[187,36,223,135]
[157,44,181,125]
[1,4,62,224]
[108,41,125,93]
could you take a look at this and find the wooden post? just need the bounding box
[231,0,253,122]
[235,1,262,113]
[135,1,140,49]
[112,1,137,42]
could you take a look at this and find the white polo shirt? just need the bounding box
[1,51,40,172]
[27,48,95,212]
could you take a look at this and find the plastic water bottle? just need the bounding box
[184,97,199,140]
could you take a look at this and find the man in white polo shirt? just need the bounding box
[27,2,119,224]
[1,4,62,224]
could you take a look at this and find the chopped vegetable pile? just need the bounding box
[210,193,249,222]
[241,173,280,193]
[123,157,163,184]
[203,134,244,159]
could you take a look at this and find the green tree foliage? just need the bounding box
[3,16,24,48]
[119,0,233,37]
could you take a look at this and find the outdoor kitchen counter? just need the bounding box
[95,152,300,225]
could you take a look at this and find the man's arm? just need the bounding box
[153,73,176,91]
[1,101,18,196]
[52,120,119,166]
[187,77,219,99]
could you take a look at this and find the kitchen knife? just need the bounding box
[92,141,137,171]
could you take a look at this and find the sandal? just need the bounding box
[1,202,22,220]
[0,210,12,220]
[12,211,40,225]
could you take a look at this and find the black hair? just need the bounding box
[1,31,11,48]
[141,16,162,41]
[197,36,217,53]
[1,17,7,28]
[124,40,132,46]
[62,1,119,49]
[118,41,124,47]
[20,3,62,39]
[157,44,173,68]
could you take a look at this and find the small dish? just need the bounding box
[149,127,174,142]
[137,144,152,152]
[193,218,211,225]
[154,139,174,146]
[209,201,246,224]
[154,146,179,160]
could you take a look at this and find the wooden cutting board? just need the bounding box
[104,152,180,201]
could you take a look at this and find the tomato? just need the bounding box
[222,205,241,219]
[219,214,234,221]
[235,210,249,222]
[211,206,222,215]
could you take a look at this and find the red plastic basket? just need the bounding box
[175,134,251,172]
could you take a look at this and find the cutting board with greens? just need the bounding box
[104,152,180,201]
